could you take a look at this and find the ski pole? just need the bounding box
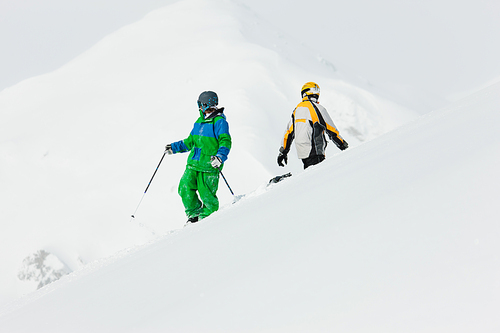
[130,151,166,220]
[219,170,235,196]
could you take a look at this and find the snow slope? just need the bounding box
[0,0,417,305]
[1,80,499,333]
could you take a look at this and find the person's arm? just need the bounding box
[214,118,231,162]
[277,112,295,166]
[168,129,194,154]
[315,105,348,150]
[281,112,295,154]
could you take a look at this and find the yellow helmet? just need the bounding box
[301,82,320,98]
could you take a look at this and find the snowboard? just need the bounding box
[268,172,292,185]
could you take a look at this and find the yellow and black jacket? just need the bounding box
[280,97,346,159]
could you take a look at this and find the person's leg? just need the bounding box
[178,168,203,219]
[302,155,325,169]
[197,171,220,219]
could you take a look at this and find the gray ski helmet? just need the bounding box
[197,91,218,112]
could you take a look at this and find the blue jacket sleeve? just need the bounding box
[214,118,231,162]
[171,139,189,154]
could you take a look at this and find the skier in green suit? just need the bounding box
[165,91,232,223]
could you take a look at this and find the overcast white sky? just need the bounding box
[1,0,499,100]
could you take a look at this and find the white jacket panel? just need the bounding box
[281,98,345,159]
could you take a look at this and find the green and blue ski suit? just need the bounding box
[170,108,231,220]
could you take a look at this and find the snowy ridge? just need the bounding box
[1,81,499,332]
[0,0,419,306]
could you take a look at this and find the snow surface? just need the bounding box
[1,0,499,331]
[1,72,499,333]
[0,0,418,307]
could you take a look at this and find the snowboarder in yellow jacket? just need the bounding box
[278,82,348,169]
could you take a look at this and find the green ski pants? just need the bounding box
[178,167,220,220]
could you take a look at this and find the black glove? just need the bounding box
[339,141,349,151]
[165,144,173,155]
[277,152,288,167]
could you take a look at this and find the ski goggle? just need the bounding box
[198,99,218,111]
[303,86,320,95]
[198,102,212,111]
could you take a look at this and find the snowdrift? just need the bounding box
[1,80,499,332]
